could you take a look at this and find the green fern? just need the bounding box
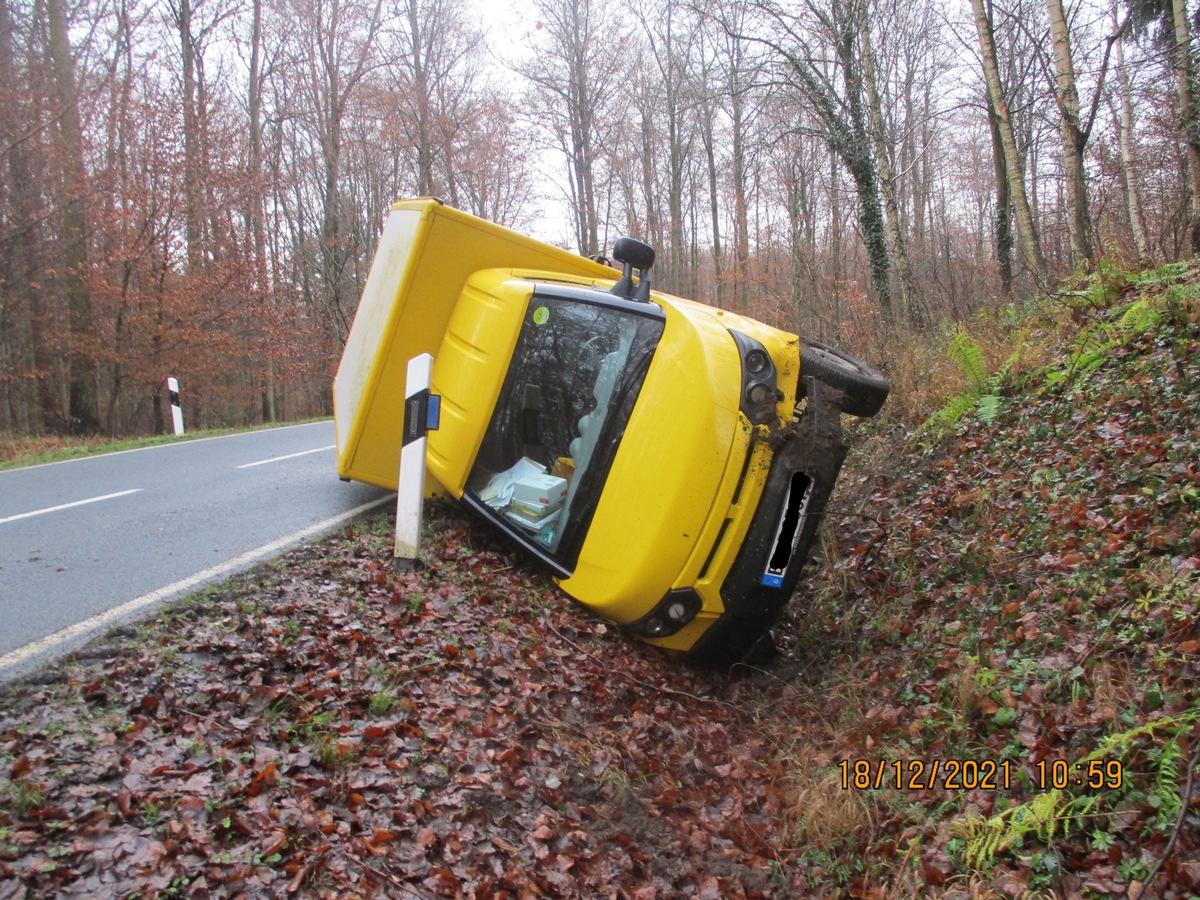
[1068,343,1111,381]
[1117,299,1161,335]
[948,331,988,393]
[1148,738,1184,829]
[922,393,975,433]
[955,789,1066,868]
[976,394,1002,424]
[1090,258,1129,306]
[1128,261,1189,287]
[917,331,997,437]
[953,709,1199,872]
[1088,711,1194,761]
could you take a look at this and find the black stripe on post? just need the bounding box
[402,389,430,447]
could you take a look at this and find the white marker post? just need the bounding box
[395,353,440,571]
[167,377,184,435]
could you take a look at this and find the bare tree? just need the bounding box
[451,97,535,228]
[520,0,624,257]
[1124,0,1200,252]
[387,0,483,201]
[1170,0,1200,251]
[166,0,239,267]
[986,96,1016,295]
[728,0,895,318]
[246,0,278,420]
[726,13,755,312]
[971,0,1050,283]
[1112,0,1149,257]
[859,0,923,326]
[1044,0,1096,267]
[694,21,727,306]
[631,0,703,294]
[292,0,384,341]
[0,0,58,431]
[768,98,823,323]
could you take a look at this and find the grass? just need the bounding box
[0,417,332,471]
[8,781,45,816]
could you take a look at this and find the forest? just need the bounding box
[0,0,1195,436]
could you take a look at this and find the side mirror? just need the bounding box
[609,237,655,302]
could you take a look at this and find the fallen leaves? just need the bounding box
[0,506,792,897]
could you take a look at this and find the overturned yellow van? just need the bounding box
[334,199,889,662]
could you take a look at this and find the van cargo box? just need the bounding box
[333,199,615,490]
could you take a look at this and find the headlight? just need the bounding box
[729,330,780,425]
[745,348,771,376]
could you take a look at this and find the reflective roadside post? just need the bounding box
[167,377,184,435]
[395,353,440,571]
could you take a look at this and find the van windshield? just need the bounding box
[466,291,664,572]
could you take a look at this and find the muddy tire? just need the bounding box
[799,340,890,418]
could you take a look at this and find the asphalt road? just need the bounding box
[0,422,392,681]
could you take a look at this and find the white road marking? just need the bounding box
[0,489,144,525]
[0,494,395,675]
[236,445,336,469]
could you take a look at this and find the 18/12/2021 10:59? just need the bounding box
[837,758,1125,792]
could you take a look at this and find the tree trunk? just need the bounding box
[639,108,659,249]
[175,0,204,264]
[404,0,435,195]
[859,12,923,328]
[1171,0,1200,253]
[1113,16,1149,259]
[667,112,686,295]
[701,97,724,308]
[731,79,751,312]
[988,101,1015,296]
[47,0,99,433]
[1,0,58,431]
[248,0,275,421]
[971,0,1049,283]
[306,0,382,343]
[530,0,603,257]
[833,14,892,320]
[842,137,892,320]
[785,151,812,323]
[573,1,600,258]
[642,1,693,296]
[829,147,843,337]
[1045,0,1095,268]
[321,133,348,339]
[770,6,893,316]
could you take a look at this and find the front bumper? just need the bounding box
[686,376,847,662]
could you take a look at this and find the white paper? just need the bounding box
[478,457,546,509]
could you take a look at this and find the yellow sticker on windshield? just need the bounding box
[533,306,550,325]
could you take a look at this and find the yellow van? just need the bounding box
[334,199,888,661]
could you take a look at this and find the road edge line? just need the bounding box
[5,420,332,473]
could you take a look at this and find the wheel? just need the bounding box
[799,340,890,418]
